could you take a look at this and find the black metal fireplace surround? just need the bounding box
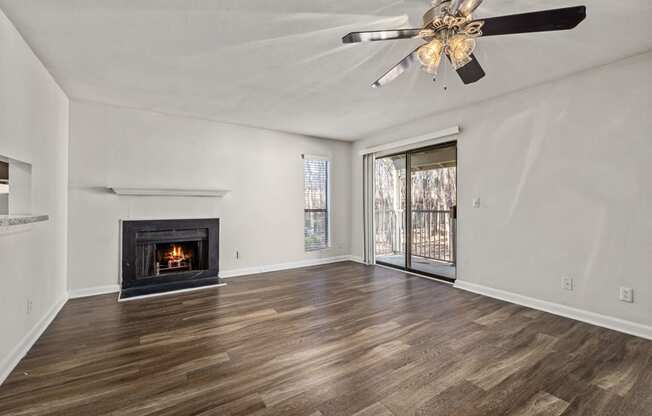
[121,218,220,299]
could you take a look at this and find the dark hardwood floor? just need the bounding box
[1,262,651,415]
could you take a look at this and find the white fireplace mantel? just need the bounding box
[108,187,230,198]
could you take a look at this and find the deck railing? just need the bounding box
[375,209,455,264]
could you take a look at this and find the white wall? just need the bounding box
[68,101,352,292]
[0,9,69,378]
[352,52,652,329]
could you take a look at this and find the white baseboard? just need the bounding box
[220,255,356,279]
[68,284,120,299]
[454,280,652,341]
[348,255,366,264]
[0,295,68,386]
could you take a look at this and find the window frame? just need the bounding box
[303,155,331,252]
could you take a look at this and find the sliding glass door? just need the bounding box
[409,145,457,279]
[374,142,457,281]
[374,154,407,269]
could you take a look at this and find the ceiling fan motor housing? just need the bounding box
[424,1,453,27]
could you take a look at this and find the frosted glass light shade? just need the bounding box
[417,40,444,74]
[448,34,476,69]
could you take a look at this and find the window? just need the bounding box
[304,157,329,251]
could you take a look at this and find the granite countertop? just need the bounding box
[0,214,49,227]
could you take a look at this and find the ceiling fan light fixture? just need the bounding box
[448,34,476,69]
[417,39,444,74]
[343,3,587,87]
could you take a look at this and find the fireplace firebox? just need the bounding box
[121,219,220,299]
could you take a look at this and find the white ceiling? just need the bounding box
[1,0,651,141]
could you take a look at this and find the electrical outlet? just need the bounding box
[619,287,634,303]
[473,198,481,208]
[561,276,574,291]
[26,299,33,315]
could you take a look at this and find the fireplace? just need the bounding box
[121,219,220,299]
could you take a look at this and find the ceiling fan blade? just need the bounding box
[372,47,421,88]
[342,29,422,44]
[455,54,485,84]
[476,6,586,37]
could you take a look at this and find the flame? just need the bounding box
[166,244,190,261]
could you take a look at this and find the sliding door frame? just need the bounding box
[374,140,458,283]
[405,151,413,271]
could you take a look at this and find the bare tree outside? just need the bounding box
[375,156,406,257]
[304,159,329,251]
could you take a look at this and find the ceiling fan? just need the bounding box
[342,0,586,88]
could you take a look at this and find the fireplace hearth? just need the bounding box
[121,218,221,299]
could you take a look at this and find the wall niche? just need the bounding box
[0,154,47,227]
[0,160,7,215]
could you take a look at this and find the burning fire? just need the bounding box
[166,244,190,261]
[156,243,194,275]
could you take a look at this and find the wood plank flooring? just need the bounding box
[1,262,651,415]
